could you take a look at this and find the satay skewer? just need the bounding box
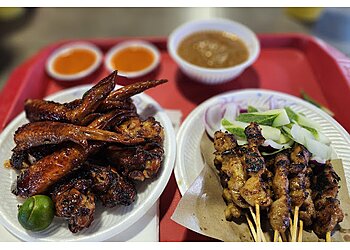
[274,230,284,242]
[298,220,303,242]
[274,230,279,242]
[245,213,257,242]
[249,206,266,242]
[255,204,261,242]
[291,206,300,242]
[289,218,293,239]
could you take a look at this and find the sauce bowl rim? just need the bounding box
[104,40,161,78]
[168,18,260,74]
[45,42,103,81]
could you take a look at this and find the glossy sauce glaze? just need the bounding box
[53,48,97,75]
[178,30,249,69]
[111,46,155,72]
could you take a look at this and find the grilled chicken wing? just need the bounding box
[100,79,167,109]
[87,165,136,207]
[10,144,60,170]
[25,71,117,124]
[115,116,164,144]
[52,175,95,233]
[13,121,144,152]
[106,142,164,181]
[13,111,127,197]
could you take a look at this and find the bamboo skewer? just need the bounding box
[297,220,303,242]
[256,204,261,242]
[249,206,266,242]
[326,232,331,242]
[274,230,279,242]
[291,206,300,242]
[289,218,293,240]
[245,213,258,242]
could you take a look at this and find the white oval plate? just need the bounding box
[0,85,176,241]
[175,89,350,195]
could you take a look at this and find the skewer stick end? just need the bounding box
[326,232,331,242]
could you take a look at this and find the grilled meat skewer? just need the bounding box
[299,165,315,227]
[239,123,272,208]
[269,152,291,234]
[289,144,310,207]
[213,131,248,219]
[312,161,344,239]
[288,143,311,241]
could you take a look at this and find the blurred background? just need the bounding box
[0,7,350,89]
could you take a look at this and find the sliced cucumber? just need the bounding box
[221,119,246,138]
[261,125,281,141]
[272,109,290,127]
[276,133,291,144]
[236,113,277,126]
[284,107,321,130]
[222,119,281,141]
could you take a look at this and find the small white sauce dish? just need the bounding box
[46,42,103,81]
[104,40,161,78]
[168,18,260,85]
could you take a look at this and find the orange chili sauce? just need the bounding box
[53,48,96,75]
[111,46,154,72]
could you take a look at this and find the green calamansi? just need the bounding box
[18,195,55,231]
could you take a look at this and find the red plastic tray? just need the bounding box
[1,34,350,242]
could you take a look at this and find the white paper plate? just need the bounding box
[175,89,350,195]
[0,85,176,241]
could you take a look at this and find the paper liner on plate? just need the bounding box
[171,133,350,242]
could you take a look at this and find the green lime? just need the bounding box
[18,195,55,231]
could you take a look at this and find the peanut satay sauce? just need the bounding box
[110,46,154,72]
[177,30,249,69]
[53,48,97,75]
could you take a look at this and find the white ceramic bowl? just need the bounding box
[168,18,260,85]
[105,40,160,78]
[46,42,103,81]
[0,85,176,241]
